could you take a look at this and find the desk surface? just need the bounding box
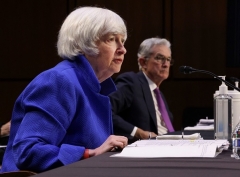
[35,150,239,177]
[34,130,240,177]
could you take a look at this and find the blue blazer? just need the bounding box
[110,71,173,138]
[1,55,116,173]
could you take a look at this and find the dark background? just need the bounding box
[1,0,239,130]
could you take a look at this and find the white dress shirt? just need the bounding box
[131,72,167,136]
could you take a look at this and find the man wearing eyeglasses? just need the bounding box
[109,37,174,141]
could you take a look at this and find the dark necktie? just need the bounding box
[154,88,174,132]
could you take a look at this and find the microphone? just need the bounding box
[230,77,240,90]
[179,66,240,92]
[230,77,240,83]
[179,66,197,74]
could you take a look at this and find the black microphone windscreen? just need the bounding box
[179,66,194,74]
[179,66,187,73]
[230,77,240,82]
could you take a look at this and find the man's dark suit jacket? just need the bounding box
[110,71,173,138]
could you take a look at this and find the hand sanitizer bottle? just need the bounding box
[231,117,240,159]
[214,76,232,141]
[228,79,240,133]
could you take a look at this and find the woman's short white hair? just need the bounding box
[137,37,171,70]
[57,6,127,59]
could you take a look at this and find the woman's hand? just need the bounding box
[89,135,128,157]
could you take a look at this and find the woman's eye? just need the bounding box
[108,37,115,42]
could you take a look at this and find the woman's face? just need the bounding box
[86,33,127,82]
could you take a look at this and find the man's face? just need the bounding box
[142,45,171,85]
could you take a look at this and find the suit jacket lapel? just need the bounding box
[137,72,158,129]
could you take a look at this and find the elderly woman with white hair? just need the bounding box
[1,6,127,173]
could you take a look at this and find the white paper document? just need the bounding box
[184,125,214,131]
[156,133,201,140]
[184,118,214,131]
[199,119,214,124]
[111,139,229,158]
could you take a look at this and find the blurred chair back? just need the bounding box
[0,136,9,165]
[0,171,36,177]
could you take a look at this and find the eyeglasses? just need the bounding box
[146,54,174,66]
[154,55,174,66]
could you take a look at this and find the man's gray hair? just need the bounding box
[137,38,171,70]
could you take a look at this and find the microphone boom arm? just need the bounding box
[191,69,240,92]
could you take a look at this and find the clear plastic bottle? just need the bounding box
[228,80,240,133]
[231,118,240,159]
[214,76,233,142]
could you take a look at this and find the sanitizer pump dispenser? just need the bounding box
[214,76,232,141]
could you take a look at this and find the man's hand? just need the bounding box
[135,128,157,139]
[1,121,11,137]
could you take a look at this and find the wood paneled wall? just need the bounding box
[1,0,236,131]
